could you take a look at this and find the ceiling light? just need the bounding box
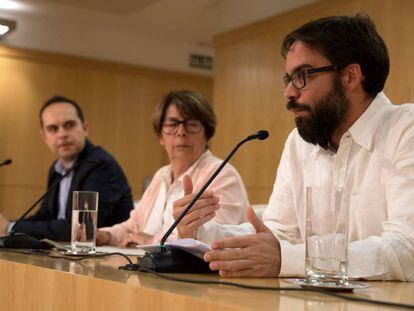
[0,25,9,35]
[0,0,22,10]
[0,18,16,38]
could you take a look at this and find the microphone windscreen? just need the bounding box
[257,130,269,140]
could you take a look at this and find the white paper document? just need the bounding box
[137,238,211,258]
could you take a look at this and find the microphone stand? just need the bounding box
[138,130,269,273]
[0,159,12,168]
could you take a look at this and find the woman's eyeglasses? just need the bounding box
[162,119,202,135]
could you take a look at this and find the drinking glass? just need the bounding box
[305,186,349,285]
[71,191,98,254]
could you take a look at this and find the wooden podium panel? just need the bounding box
[0,251,413,311]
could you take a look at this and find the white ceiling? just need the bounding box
[0,0,317,75]
[47,0,157,16]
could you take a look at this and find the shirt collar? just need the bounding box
[310,92,393,156]
[161,150,211,187]
[348,92,393,151]
[54,158,77,175]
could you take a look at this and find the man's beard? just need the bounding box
[286,78,348,150]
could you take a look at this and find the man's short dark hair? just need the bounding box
[39,95,85,127]
[281,13,389,97]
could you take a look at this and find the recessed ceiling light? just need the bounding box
[0,19,16,38]
[0,25,10,35]
[0,0,22,10]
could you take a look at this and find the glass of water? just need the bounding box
[305,186,349,286]
[71,191,99,254]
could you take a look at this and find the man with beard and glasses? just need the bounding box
[202,14,414,281]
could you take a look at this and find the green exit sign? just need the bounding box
[189,54,213,70]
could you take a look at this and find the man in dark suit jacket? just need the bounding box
[0,95,133,241]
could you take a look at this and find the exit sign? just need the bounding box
[189,54,213,70]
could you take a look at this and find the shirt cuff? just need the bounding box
[196,222,255,243]
[196,221,217,243]
[7,221,15,234]
[279,239,305,277]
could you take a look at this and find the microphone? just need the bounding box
[0,159,12,168]
[138,130,269,273]
[0,159,104,249]
[246,130,269,141]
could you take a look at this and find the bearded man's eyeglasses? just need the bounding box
[283,65,338,90]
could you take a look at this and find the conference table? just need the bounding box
[0,249,413,311]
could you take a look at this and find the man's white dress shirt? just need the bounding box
[263,92,414,281]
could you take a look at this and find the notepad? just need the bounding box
[137,238,211,258]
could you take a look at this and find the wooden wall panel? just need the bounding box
[0,46,212,219]
[2,0,413,216]
[211,0,414,203]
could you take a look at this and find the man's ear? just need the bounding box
[82,121,89,136]
[341,63,364,91]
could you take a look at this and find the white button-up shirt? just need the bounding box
[142,159,191,238]
[263,92,414,281]
[54,159,76,220]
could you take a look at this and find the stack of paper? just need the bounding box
[137,238,211,258]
